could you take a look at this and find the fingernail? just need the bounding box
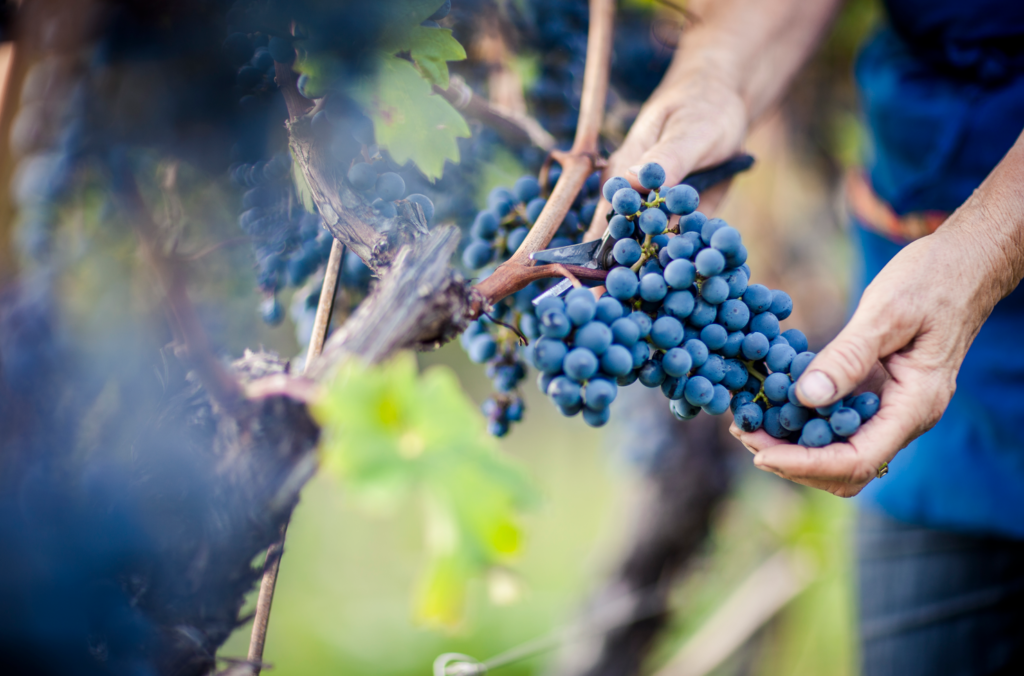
[798,370,836,406]
[627,165,640,175]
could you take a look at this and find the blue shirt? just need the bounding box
[854,3,1024,538]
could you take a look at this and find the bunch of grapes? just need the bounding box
[459,165,602,436]
[531,162,879,446]
[346,159,435,224]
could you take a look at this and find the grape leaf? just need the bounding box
[356,56,470,180]
[379,25,466,88]
[311,353,537,628]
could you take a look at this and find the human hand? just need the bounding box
[730,226,998,496]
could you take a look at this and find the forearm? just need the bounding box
[936,129,1024,311]
[665,0,845,123]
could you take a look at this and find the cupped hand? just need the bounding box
[731,226,996,496]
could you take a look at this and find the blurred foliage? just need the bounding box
[312,353,538,628]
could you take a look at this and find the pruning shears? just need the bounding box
[529,153,755,304]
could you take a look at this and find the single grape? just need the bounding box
[612,188,642,215]
[661,347,693,378]
[815,401,842,417]
[724,269,749,299]
[717,299,750,332]
[771,290,793,320]
[563,347,599,381]
[701,218,727,246]
[613,238,642,266]
[742,284,773,313]
[559,401,584,417]
[468,334,498,363]
[664,259,697,290]
[750,312,780,340]
[661,376,686,400]
[651,316,684,349]
[700,276,730,304]
[376,172,405,201]
[789,351,816,380]
[602,176,632,202]
[663,290,695,320]
[670,398,701,420]
[629,311,653,338]
[699,324,728,351]
[601,344,634,376]
[513,175,541,203]
[684,375,714,406]
[640,273,668,302]
[731,391,756,412]
[525,198,546,223]
[663,184,699,215]
[638,162,666,190]
[595,296,625,324]
[566,293,597,326]
[779,403,810,431]
[549,376,582,408]
[683,338,709,368]
[721,359,749,391]
[781,329,809,354]
[725,245,748,269]
[735,403,764,432]
[830,408,862,436]
[680,211,708,234]
[696,354,726,383]
[799,418,834,447]
[488,187,517,215]
[764,407,788,439]
[787,383,802,406]
[764,372,792,404]
[639,208,668,235]
[852,392,880,421]
[507,226,529,252]
[471,210,500,240]
[666,235,694,261]
[703,384,732,415]
[640,258,664,278]
[608,214,634,239]
[695,248,726,277]
[605,267,639,300]
[688,298,718,328]
[638,359,667,387]
[610,317,640,346]
[407,194,434,222]
[540,308,572,339]
[462,240,493,269]
[721,330,746,358]
[583,406,611,428]
[766,344,797,373]
[347,162,376,191]
[372,198,397,219]
[631,340,651,369]
[710,226,742,257]
[583,379,617,410]
[574,321,613,355]
[536,296,565,315]
[741,332,770,360]
[533,338,568,374]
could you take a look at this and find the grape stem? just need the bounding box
[436,75,556,152]
[553,263,584,288]
[742,361,771,406]
[470,0,615,313]
[630,233,654,273]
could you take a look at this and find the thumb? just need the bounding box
[796,318,885,408]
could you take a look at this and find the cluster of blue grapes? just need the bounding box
[232,154,341,325]
[345,160,435,224]
[530,162,879,446]
[459,166,602,436]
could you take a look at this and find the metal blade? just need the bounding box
[531,278,574,305]
[529,239,601,266]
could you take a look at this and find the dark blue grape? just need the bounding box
[639,208,667,235]
[638,162,666,190]
[731,391,756,412]
[683,338,709,368]
[815,401,842,417]
[830,408,862,436]
[717,299,750,331]
[703,384,732,415]
[638,359,666,387]
[671,398,702,420]
[533,338,568,374]
[764,407,788,439]
[700,276,730,304]
[688,299,717,328]
[789,351,816,380]
[507,226,529,252]
[724,269,748,299]
[513,175,541,203]
[610,317,640,346]
[662,376,687,400]
[612,188,642,215]
[742,332,770,360]
[662,347,693,378]
[750,312,780,340]
[583,379,617,410]
[710,226,742,257]
[766,344,797,373]
[468,334,498,363]
[462,240,493,269]
[548,376,581,407]
[602,176,631,202]
[722,359,749,391]
[564,347,599,381]
[700,324,728,350]
[601,344,634,376]
[725,244,748,269]
[613,238,642,266]
[679,211,708,234]
[605,266,639,300]
[376,172,405,201]
[650,315,684,349]
[583,406,611,427]
[640,273,668,302]
[779,403,810,431]
[721,331,746,357]
[488,187,516,215]
[540,309,572,339]
[742,284,772,313]
[701,218,727,245]
[696,354,726,383]
[852,392,880,421]
[664,259,696,289]
[666,235,695,261]
[735,403,764,432]
[781,329,808,354]
[662,290,695,320]
[566,300,597,327]
[684,375,714,406]
[631,340,651,369]
[764,372,791,403]
[608,214,634,239]
[695,248,725,277]
[471,210,500,240]
[664,184,699,215]
[526,197,547,223]
[770,289,793,320]
[559,401,584,417]
[799,419,834,447]
[574,321,612,355]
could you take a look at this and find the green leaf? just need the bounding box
[380,25,466,88]
[311,353,538,628]
[356,56,470,180]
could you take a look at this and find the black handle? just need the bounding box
[679,153,755,194]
